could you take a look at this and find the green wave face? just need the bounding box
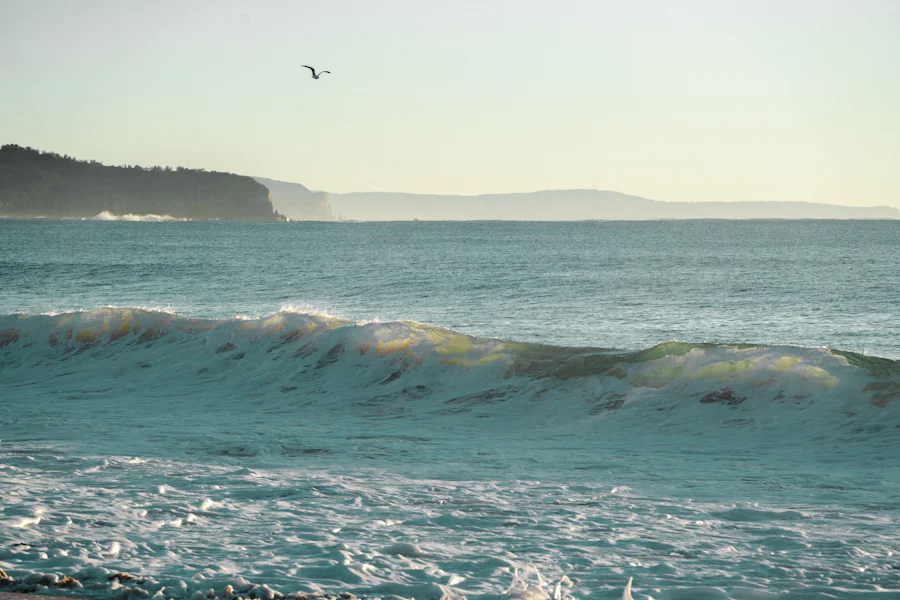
[2,309,899,418]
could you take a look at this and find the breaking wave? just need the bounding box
[91,211,189,222]
[2,308,900,599]
[2,307,898,442]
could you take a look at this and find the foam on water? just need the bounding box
[1,308,899,599]
[90,211,188,222]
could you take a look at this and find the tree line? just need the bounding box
[0,144,279,221]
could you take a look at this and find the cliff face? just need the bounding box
[0,145,276,221]
[255,176,333,221]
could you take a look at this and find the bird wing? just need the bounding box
[320,71,331,75]
[301,65,317,75]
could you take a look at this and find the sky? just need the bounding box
[2,0,899,207]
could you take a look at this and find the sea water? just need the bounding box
[1,219,898,599]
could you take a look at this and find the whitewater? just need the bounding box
[1,219,899,599]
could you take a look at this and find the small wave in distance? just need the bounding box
[91,210,189,222]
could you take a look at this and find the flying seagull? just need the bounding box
[302,65,330,79]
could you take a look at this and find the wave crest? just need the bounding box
[1,308,898,439]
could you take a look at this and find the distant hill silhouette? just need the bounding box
[0,145,277,221]
[326,189,900,221]
[254,177,333,221]
[4,145,896,222]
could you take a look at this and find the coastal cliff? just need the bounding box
[0,145,277,221]
[254,176,333,221]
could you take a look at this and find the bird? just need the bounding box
[302,65,330,79]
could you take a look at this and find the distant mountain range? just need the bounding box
[323,189,899,221]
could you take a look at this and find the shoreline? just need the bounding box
[0,587,370,600]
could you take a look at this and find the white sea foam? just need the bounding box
[92,210,189,222]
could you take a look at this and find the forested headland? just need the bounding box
[0,145,278,221]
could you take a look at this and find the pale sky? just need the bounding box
[2,0,899,206]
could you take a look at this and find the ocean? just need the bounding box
[1,218,898,599]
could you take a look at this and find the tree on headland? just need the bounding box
[0,145,276,221]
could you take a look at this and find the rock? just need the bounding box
[340,594,357,599]
[224,584,235,598]
[57,575,82,588]
[109,572,139,582]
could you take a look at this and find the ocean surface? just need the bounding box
[1,218,899,600]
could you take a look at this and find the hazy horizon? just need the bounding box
[322,189,899,221]
[2,0,899,210]
[4,143,898,221]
